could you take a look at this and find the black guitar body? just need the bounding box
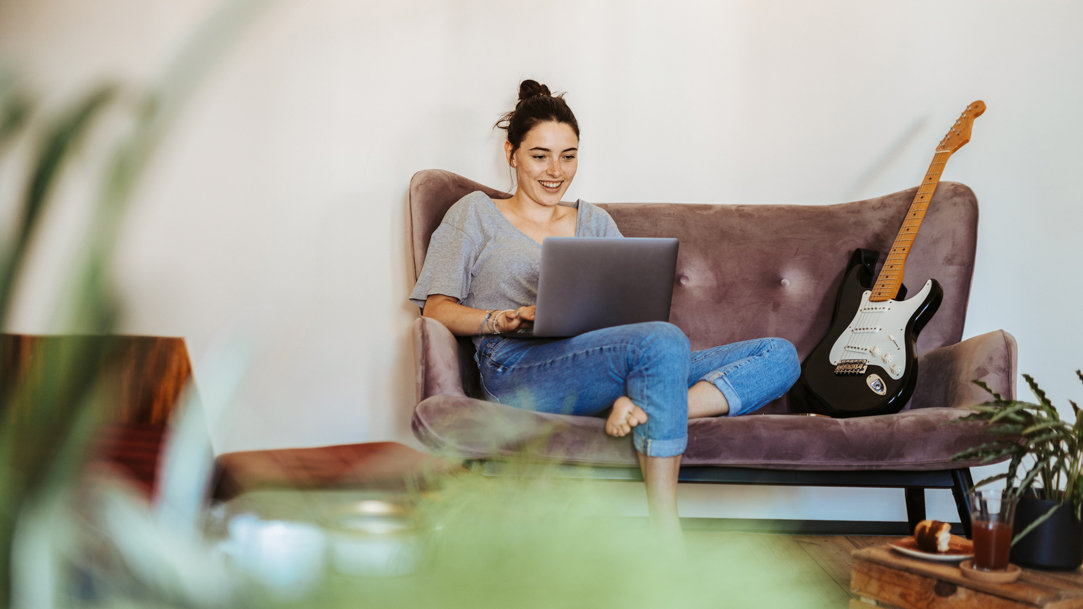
[797,251,943,418]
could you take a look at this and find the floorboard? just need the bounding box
[683,531,894,607]
[796,535,891,592]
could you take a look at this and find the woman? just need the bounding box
[410,80,800,534]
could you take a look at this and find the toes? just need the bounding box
[605,399,648,438]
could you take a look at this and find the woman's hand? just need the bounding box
[493,306,535,333]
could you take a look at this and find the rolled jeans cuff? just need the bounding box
[634,434,687,458]
[702,370,746,417]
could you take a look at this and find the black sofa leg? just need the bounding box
[904,487,926,534]
[951,468,974,538]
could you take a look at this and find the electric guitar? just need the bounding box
[798,100,985,418]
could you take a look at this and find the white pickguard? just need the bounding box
[827,280,935,380]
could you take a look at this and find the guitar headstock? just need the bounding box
[936,100,986,153]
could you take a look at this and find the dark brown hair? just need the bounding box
[495,79,580,154]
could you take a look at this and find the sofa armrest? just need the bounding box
[413,316,470,401]
[909,330,1018,410]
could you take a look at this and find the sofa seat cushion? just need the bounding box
[412,397,996,472]
[683,409,992,470]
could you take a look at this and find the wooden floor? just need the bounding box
[683,531,891,607]
[793,535,893,597]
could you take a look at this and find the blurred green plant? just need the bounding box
[394,471,813,609]
[0,70,121,609]
[238,466,822,609]
[0,2,268,606]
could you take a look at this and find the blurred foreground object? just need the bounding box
[214,440,465,500]
[0,2,271,606]
[1,334,195,497]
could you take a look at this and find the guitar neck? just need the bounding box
[869,150,952,302]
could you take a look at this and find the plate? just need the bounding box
[889,536,974,562]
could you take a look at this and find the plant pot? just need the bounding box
[1010,493,1083,570]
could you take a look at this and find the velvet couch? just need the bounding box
[408,169,1017,534]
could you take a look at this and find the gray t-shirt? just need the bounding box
[409,191,623,327]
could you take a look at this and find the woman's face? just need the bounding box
[506,120,579,207]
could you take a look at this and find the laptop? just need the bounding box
[508,237,679,338]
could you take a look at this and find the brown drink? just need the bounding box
[968,488,1017,571]
[972,519,1013,570]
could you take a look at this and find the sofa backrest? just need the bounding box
[409,169,978,413]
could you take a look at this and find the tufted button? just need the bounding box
[779,278,791,287]
[678,275,690,286]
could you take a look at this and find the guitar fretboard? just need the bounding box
[869,151,951,302]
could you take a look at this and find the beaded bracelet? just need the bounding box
[480,309,513,335]
[479,310,496,335]
[488,310,506,334]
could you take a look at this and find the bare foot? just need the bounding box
[606,396,648,437]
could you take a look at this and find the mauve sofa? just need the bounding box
[408,169,1017,533]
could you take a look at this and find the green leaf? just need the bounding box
[0,77,31,154]
[1026,431,1069,451]
[989,403,1039,424]
[1024,373,1055,408]
[0,84,120,325]
[973,379,1005,402]
[21,86,118,243]
[971,472,1009,489]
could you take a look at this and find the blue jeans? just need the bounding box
[475,321,800,458]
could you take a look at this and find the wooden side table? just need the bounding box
[851,545,1083,608]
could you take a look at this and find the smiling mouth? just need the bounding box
[539,180,562,190]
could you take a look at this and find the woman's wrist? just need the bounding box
[480,309,512,335]
[480,310,495,335]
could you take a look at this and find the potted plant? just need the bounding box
[954,370,1083,570]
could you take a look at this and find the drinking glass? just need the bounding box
[968,488,1017,571]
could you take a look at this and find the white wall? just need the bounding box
[2,0,1081,523]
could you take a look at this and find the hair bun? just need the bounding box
[496,79,579,153]
[518,79,551,103]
